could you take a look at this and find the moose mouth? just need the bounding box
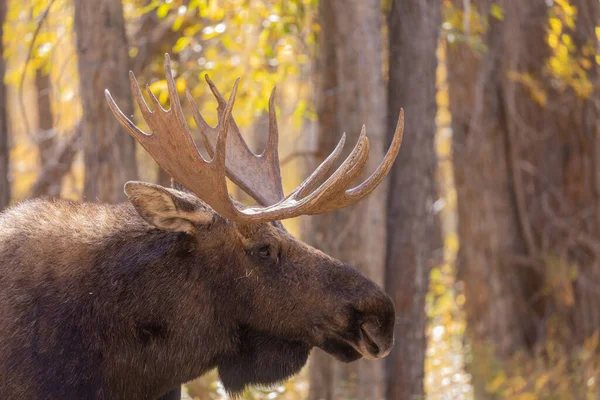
[320,323,391,362]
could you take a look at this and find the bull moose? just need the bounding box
[0,54,404,399]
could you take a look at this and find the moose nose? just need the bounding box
[358,320,394,359]
[354,293,395,360]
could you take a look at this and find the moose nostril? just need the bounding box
[360,323,381,356]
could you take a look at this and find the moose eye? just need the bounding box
[258,246,271,259]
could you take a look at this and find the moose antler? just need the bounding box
[105,54,404,224]
[187,76,283,206]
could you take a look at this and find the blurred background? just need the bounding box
[0,0,598,399]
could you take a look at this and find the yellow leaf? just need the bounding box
[202,29,219,40]
[172,16,184,32]
[516,393,538,400]
[175,78,187,93]
[535,374,550,391]
[549,18,562,35]
[156,3,170,18]
[444,233,459,253]
[490,4,504,21]
[148,79,167,93]
[561,33,574,51]
[128,47,139,58]
[509,376,527,393]
[173,37,190,53]
[485,371,507,393]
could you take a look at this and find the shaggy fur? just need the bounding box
[0,184,395,399]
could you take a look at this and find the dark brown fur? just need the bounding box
[0,184,395,399]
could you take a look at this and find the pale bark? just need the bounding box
[308,1,387,399]
[385,0,442,399]
[0,0,9,210]
[75,0,137,203]
[35,69,54,166]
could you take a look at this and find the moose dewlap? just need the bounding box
[0,54,403,399]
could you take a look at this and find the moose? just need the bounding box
[0,54,403,399]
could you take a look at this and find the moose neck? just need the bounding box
[89,215,243,397]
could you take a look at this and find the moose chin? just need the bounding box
[0,54,403,400]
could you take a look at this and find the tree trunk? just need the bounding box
[74,0,137,203]
[447,0,600,397]
[385,1,442,399]
[307,1,387,399]
[0,0,9,210]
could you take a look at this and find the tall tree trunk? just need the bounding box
[74,0,137,203]
[447,0,600,397]
[307,1,387,399]
[0,0,9,210]
[385,1,442,399]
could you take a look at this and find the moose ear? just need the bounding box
[124,181,212,233]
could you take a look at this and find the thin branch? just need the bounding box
[462,0,471,37]
[29,122,82,198]
[18,0,57,140]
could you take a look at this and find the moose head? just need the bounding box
[103,53,403,396]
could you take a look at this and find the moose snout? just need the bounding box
[358,319,394,359]
[354,292,396,360]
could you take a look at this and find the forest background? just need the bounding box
[0,0,599,399]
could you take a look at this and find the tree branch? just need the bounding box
[30,122,82,198]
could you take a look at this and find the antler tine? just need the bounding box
[105,73,151,143]
[327,127,371,193]
[164,54,185,119]
[187,76,284,206]
[186,90,213,151]
[291,133,346,200]
[145,84,163,112]
[346,109,404,200]
[214,78,239,167]
[205,74,228,113]
[265,87,279,162]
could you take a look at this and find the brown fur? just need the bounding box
[0,184,395,399]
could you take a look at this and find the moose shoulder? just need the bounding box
[0,54,403,400]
